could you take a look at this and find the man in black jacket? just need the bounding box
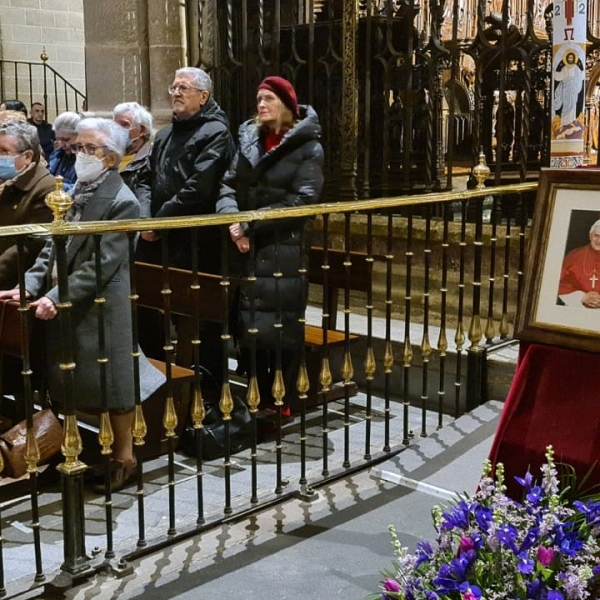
[137,67,234,272]
[28,102,55,160]
[136,67,235,379]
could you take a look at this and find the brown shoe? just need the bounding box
[92,460,137,494]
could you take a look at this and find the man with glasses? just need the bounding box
[136,67,235,379]
[0,120,55,288]
[137,67,234,270]
[49,111,82,192]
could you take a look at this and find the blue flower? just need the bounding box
[526,578,543,599]
[440,500,471,531]
[517,551,534,574]
[526,485,543,504]
[415,539,434,566]
[473,506,492,532]
[496,523,519,553]
[547,590,564,600]
[519,527,540,552]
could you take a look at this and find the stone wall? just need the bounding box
[0,0,85,118]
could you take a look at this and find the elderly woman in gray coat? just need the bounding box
[0,117,164,492]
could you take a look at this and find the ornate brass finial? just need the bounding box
[41,47,49,63]
[472,148,491,190]
[57,413,86,474]
[162,394,178,437]
[45,176,72,225]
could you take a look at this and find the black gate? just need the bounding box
[191,0,600,200]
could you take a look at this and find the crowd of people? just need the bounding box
[0,68,324,491]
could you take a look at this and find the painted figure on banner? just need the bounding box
[558,219,600,308]
[552,47,585,138]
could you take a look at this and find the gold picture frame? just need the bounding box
[515,168,600,352]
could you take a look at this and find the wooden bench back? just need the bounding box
[136,248,377,332]
[308,247,377,330]
[135,262,225,323]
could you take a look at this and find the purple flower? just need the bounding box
[515,470,534,492]
[383,578,401,593]
[459,582,482,600]
[547,591,564,600]
[537,546,554,566]
[458,536,475,555]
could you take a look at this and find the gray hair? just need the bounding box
[175,67,212,94]
[590,220,600,235]
[113,101,153,140]
[76,117,128,161]
[53,111,82,134]
[0,120,41,161]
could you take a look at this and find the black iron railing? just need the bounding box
[0,181,535,598]
[0,56,86,120]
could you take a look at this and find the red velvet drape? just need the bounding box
[488,343,600,498]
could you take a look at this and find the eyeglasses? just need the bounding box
[168,84,203,95]
[74,144,107,155]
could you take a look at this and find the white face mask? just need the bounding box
[74,153,106,183]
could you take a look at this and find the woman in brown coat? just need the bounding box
[0,120,55,288]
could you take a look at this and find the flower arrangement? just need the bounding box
[373,447,600,600]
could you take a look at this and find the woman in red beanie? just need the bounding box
[217,76,324,417]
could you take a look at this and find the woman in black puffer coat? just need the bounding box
[217,76,324,415]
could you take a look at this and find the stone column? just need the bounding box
[82,0,184,125]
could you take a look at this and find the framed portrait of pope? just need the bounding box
[516,168,600,352]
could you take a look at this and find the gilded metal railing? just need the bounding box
[0,181,536,598]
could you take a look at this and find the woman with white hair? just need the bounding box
[48,110,82,191]
[112,101,153,212]
[0,117,165,493]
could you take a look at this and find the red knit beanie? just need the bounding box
[258,76,299,117]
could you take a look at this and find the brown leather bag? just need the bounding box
[0,409,63,479]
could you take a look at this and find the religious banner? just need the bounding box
[550,0,587,168]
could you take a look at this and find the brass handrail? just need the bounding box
[0,182,537,239]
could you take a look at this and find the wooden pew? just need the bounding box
[135,248,377,409]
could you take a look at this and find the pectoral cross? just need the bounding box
[591,271,598,289]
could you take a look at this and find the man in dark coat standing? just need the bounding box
[136,67,235,379]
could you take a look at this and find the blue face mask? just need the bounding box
[0,155,22,181]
